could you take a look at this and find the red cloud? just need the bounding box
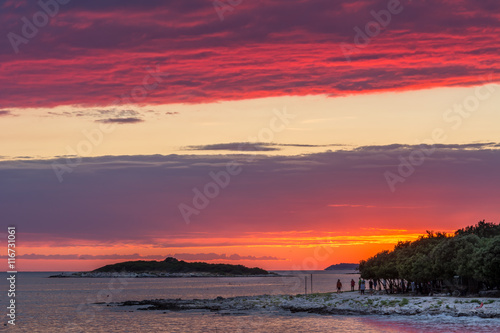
[0,0,499,108]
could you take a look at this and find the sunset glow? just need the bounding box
[1,0,499,272]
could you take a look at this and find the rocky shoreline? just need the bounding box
[108,292,500,318]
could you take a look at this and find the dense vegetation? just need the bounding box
[359,221,500,293]
[93,257,270,276]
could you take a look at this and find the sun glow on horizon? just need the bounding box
[3,229,441,271]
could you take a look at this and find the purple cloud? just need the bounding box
[1,143,499,248]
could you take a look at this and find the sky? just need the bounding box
[1,0,499,271]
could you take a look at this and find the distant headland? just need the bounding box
[324,263,358,271]
[50,257,273,278]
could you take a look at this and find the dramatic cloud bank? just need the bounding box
[0,253,282,261]
[1,143,498,248]
[1,0,499,108]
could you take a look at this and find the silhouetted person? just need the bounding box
[382,280,388,294]
[337,279,342,293]
[351,279,355,291]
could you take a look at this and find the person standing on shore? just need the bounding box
[358,277,362,293]
[337,279,343,294]
[369,280,374,294]
[351,279,355,291]
[360,279,366,295]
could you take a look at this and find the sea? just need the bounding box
[1,271,499,332]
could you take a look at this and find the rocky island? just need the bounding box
[50,257,272,278]
[324,263,358,271]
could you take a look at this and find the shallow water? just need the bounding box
[0,271,499,332]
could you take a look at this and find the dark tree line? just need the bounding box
[359,221,500,294]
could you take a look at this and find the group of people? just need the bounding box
[354,278,373,294]
[336,277,431,295]
[335,278,376,294]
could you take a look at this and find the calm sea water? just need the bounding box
[1,271,499,332]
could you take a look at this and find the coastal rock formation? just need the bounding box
[110,292,500,319]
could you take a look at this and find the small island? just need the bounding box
[324,263,358,271]
[50,257,272,278]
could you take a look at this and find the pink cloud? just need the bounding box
[0,0,498,108]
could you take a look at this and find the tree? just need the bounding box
[358,221,500,291]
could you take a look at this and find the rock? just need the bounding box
[479,290,500,297]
